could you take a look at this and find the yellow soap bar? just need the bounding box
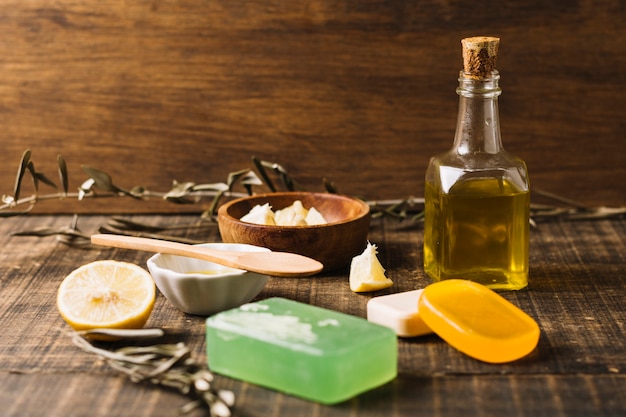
[367,290,432,337]
[418,280,540,363]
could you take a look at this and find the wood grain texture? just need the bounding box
[0,0,624,214]
[0,214,624,416]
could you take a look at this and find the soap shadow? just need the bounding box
[330,375,435,413]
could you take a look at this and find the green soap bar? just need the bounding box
[205,297,397,404]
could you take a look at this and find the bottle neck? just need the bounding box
[452,70,503,155]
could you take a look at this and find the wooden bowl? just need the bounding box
[217,192,371,272]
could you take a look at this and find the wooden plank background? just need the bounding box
[1,0,624,213]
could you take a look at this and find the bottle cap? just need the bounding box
[461,36,499,78]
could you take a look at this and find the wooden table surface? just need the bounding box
[1,214,624,417]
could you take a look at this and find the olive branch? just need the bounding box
[2,150,334,244]
[1,150,304,217]
[71,328,234,416]
[2,150,624,246]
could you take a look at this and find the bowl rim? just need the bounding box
[146,243,270,280]
[217,191,371,229]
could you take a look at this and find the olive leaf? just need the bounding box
[193,183,230,216]
[164,181,195,198]
[11,227,90,246]
[29,165,57,191]
[192,182,230,193]
[227,168,261,196]
[323,178,338,194]
[81,165,117,192]
[97,224,203,244]
[268,161,295,191]
[129,185,147,198]
[566,206,626,220]
[252,156,276,192]
[163,181,201,204]
[100,216,213,243]
[81,165,137,198]
[77,328,165,340]
[58,154,69,195]
[106,216,170,233]
[252,157,300,192]
[12,214,90,245]
[12,149,32,202]
[370,198,420,220]
[4,149,55,215]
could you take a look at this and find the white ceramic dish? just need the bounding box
[146,243,270,315]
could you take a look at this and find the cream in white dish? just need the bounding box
[147,243,270,315]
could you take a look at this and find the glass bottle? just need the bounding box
[423,37,530,290]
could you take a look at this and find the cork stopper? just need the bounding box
[461,36,499,79]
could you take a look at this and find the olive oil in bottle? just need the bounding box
[423,37,530,290]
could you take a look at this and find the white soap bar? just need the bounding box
[367,289,432,337]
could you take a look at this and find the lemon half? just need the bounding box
[57,260,156,331]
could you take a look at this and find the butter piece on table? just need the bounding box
[367,289,433,337]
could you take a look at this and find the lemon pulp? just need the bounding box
[57,260,156,331]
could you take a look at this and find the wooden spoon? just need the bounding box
[90,234,323,277]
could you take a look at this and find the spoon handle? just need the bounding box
[90,234,323,277]
[91,234,249,264]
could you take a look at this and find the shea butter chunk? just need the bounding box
[240,203,276,225]
[275,200,308,226]
[305,207,327,225]
[241,200,327,226]
[349,242,393,292]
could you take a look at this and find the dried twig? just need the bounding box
[71,329,234,416]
